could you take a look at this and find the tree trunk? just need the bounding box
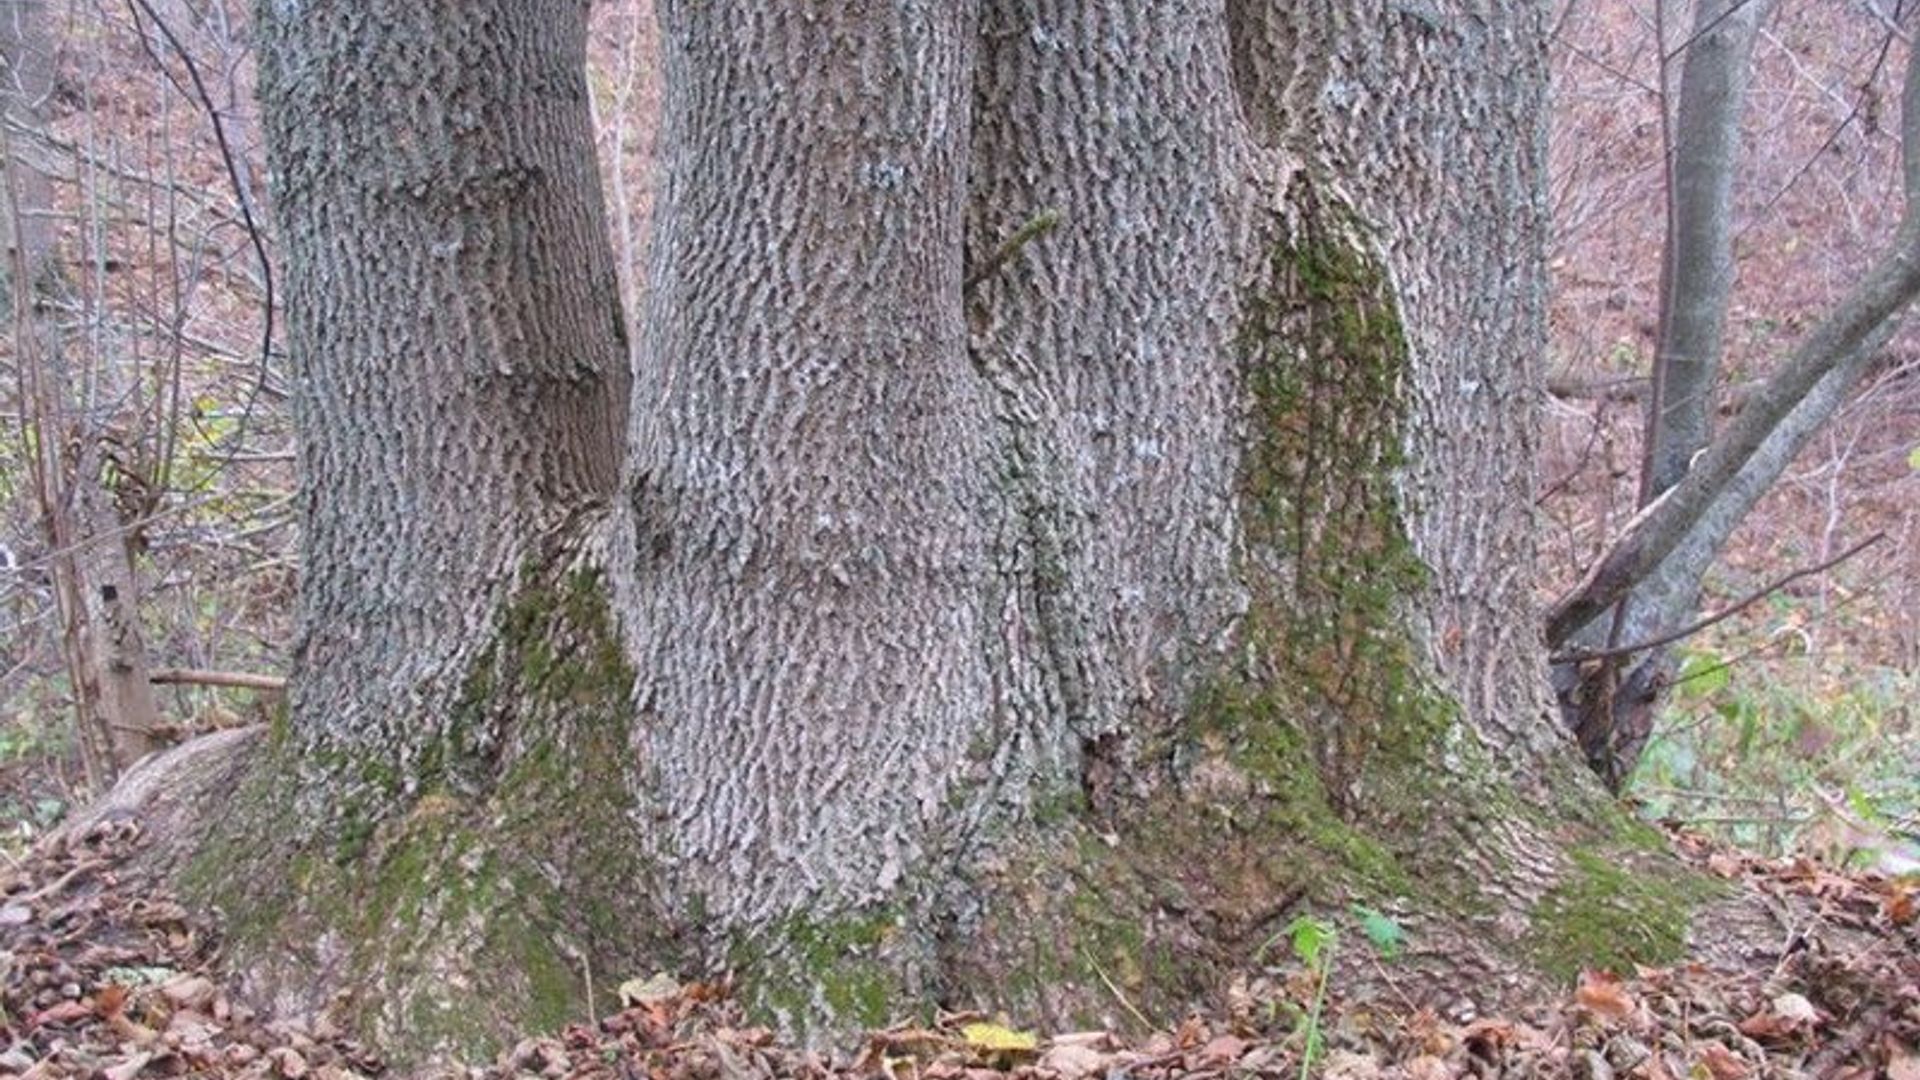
[162,0,659,1058]
[1557,0,1771,787]
[104,0,1726,1067]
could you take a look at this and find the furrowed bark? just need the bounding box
[88,0,1743,1065]
[965,0,1249,776]
[1303,0,1562,761]
[620,2,994,950]
[260,0,630,759]
[136,0,656,1066]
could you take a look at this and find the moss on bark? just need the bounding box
[1525,846,1723,980]
[728,912,910,1038]
[939,181,1720,1029]
[177,563,668,1067]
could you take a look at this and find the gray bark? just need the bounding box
[1644,0,1770,501]
[620,2,1001,946]
[619,0,1566,945]
[1310,1,1559,757]
[259,0,629,763]
[150,0,1683,1063]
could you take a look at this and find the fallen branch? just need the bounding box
[149,668,287,692]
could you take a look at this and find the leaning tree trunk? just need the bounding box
[92,0,1724,1068]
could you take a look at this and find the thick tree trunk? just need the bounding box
[615,0,1664,1035]
[262,0,630,760]
[149,0,660,1061]
[97,0,1729,1067]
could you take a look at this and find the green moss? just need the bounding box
[731,911,903,1035]
[1230,181,1460,817]
[948,184,1531,1028]
[175,564,663,1068]
[1526,848,1719,981]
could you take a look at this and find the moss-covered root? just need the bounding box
[1526,834,1726,982]
[177,567,667,1068]
[726,912,927,1042]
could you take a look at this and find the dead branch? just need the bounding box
[148,668,286,692]
[1550,531,1887,663]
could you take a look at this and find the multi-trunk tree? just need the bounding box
[97,0,1734,1066]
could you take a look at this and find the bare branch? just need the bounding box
[149,667,286,691]
[1550,531,1886,663]
[1547,24,1920,646]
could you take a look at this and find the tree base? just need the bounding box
[71,712,1739,1072]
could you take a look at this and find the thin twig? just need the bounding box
[1082,951,1154,1031]
[149,668,286,691]
[1551,532,1887,663]
[964,209,1061,293]
[121,0,275,494]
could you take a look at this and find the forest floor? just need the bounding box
[0,818,1914,1080]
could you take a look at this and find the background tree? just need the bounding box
[1549,0,1920,787]
[2,0,165,782]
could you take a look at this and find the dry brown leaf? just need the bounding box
[1460,1017,1518,1056]
[159,974,216,1012]
[268,1046,310,1079]
[28,999,94,1028]
[1197,1034,1247,1066]
[1573,971,1636,1022]
[96,983,130,1018]
[1735,1011,1797,1040]
[1706,852,1745,878]
[1884,883,1918,927]
[1696,1043,1749,1080]
[1887,1047,1920,1080]
[1036,1042,1111,1079]
[100,1051,152,1080]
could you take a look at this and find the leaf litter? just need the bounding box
[0,822,1915,1079]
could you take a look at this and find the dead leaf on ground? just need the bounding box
[1574,970,1637,1022]
[1697,1042,1750,1080]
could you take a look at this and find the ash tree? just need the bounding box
[98,0,1738,1066]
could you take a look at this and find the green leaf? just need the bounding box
[1675,648,1731,698]
[1907,444,1920,471]
[1350,904,1405,958]
[1284,915,1336,971]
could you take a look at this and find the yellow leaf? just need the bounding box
[962,1022,1037,1053]
[617,972,682,1007]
